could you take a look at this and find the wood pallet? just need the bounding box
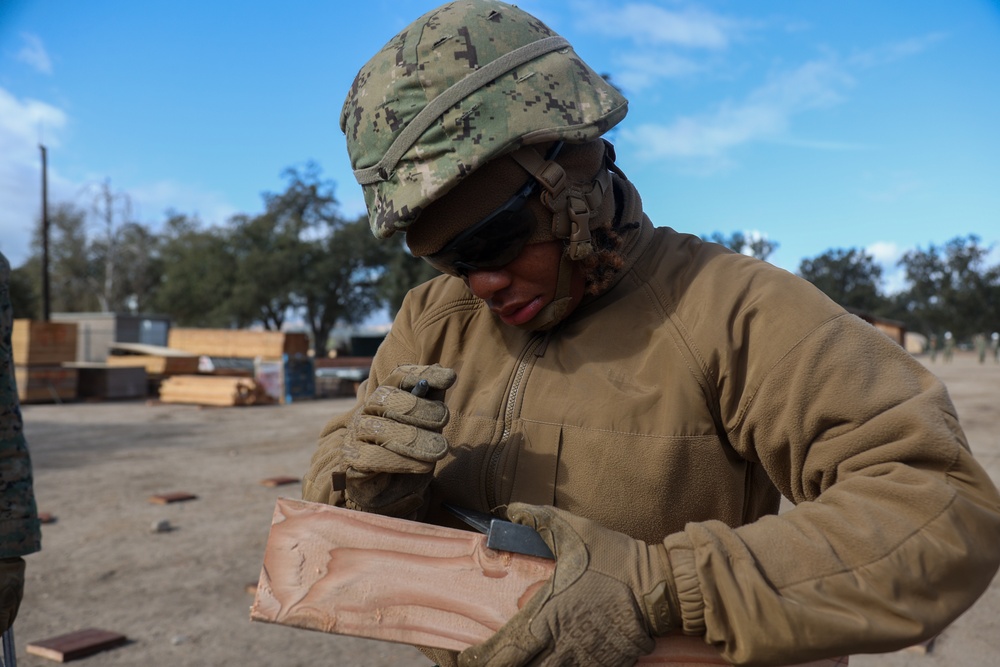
[167,328,308,359]
[158,375,270,406]
[251,499,847,666]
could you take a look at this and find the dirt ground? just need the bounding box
[11,351,1000,666]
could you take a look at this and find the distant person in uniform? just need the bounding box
[928,333,938,362]
[944,331,955,363]
[991,332,999,364]
[975,333,987,364]
[0,251,42,635]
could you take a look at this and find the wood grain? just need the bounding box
[251,499,847,666]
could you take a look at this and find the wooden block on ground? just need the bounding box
[147,491,198,504]
[26,628,127,662]
[258,476,299,487]
[250,499,845,666]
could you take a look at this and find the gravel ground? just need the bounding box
[11,351,1000,666]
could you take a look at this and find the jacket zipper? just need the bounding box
[485,333,545,510]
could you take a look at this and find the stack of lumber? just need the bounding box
[167,328,308,359]
[12,319,78,403]
[106,342,200,376]
[158,374,271,407]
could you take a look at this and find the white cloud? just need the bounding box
[867,241,910,295]
[0,87,70,265]
[575,2,735,49]
[16,33,53,75]
[849,32,948,69]
[614,51,704,91]
[621,59,853,162]
[0,86,239,266]
[867,240,902,265]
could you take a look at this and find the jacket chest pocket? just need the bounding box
[506,422,751,543]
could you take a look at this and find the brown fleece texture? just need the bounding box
[405,140,613,257]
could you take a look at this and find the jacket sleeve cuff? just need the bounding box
[664,532,706,635]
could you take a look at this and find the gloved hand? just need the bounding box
[338,364,456,518]
[0,557,26,632]
[459,504,680,667]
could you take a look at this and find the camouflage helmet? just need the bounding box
[341,0,628,239]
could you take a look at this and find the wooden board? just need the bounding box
[11,319,78,366]
[258,476,300,487]
[167,328,309,359]
[147,491,198,504]
[14,365,78,403]
[251,499,847,666]
[26,628,127,662]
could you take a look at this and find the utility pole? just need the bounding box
[40,144,51,322]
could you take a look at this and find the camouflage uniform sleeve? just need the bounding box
[0,252,41,558]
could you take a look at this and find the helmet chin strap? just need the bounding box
[512,252,577,332]
[506,143,611,331]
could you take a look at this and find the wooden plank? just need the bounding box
[26,628,128,662]
[251,499,847,666]
[258,476,300,487]
[167,328,309,359]
[148,491,198,504]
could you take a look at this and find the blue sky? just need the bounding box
[2,1,999,294]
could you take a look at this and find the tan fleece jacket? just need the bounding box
[304,212,1000,665]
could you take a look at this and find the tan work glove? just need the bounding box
[0,557,25,632]
[338,364,456,518]
[459,504,680,667]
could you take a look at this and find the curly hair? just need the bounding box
[580,183,639,296]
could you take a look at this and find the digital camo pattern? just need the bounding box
[0,252,41,559]
[341,0,628,238]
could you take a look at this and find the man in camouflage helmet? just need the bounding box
[305,2,1000,666]
[0,251,42,639]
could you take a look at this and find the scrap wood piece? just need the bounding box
[147,491,198,505]
[250,498,846,666]
[258,475,300,487]
[26,628,127,662]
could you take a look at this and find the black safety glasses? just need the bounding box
[424,177,539,277]
[424,142,564,277]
